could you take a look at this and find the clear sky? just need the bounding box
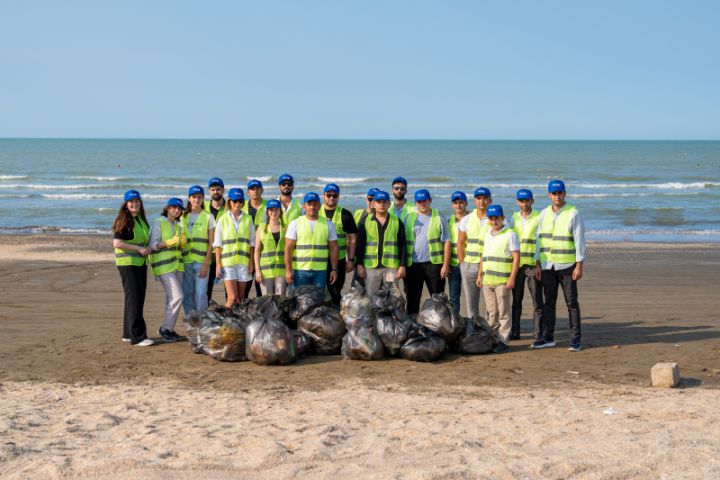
[1,1,718,139]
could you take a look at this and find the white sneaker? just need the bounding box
[122,338,131,343]
[134,338,155,347]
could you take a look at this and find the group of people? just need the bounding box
[112,174,585,353]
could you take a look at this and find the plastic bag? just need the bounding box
[341,325,385,361]
[245,317,297,365]
[293,329,313,357]
[298,306,346,355]
[375,312,411,356]
[400,323,446,362]
[183,311,210,354]
[370,282,406,318]
[417,293,464,342]
[203,319,248,362]
[247,294,292,322]
[289,285,332,321]
[453,317,494,355]
[341,285,375,328]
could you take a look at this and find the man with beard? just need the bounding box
[391,176,414,224]
[277,173,302,224]
[203,177,227,301]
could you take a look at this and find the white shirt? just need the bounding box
[187,211,217,232]
[212,211,256,248]
[149,217,181,251]
[458,211,487,232]
[286,217,338,241]
[484,227,520,257]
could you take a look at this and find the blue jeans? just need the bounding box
[448,265,462,313]
[182,262,209,315]
[293,269,327,288]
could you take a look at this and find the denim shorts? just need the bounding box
[223,264,252,282]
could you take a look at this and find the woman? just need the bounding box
[253,199,287,295]
[149,197,186,343]
[112,189,153,346]
[213,188,255,307]
[181,185,216,315]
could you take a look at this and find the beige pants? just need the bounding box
[259,276,287,295]
[483,284,511,345]
[365,268,398,296]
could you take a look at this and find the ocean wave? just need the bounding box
[41,193,169,200]
[588,228,720,236]
[246,175,273,182]
[578,182,720,189]
[0,175,28,180]
[0,183,114,190]
[70,175,126,181]
[316,177,369,183]
[0,225,109,235]
[0,194,31,198]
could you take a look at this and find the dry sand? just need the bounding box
[1,235,719,479]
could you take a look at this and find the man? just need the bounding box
[448,191,469,313]
[355,190,407,295]
[354,188,379,225]
[533,180,585,352]
[456,187,492,318]
[322,183,358,306]
[277,173,302,224]
[203,177,227,301]
[243,178,267,297]
[507,188,543,341]
[391,176,414,223]
[404,189,451,315]
[284,192,340,288]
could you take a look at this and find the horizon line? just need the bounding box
[1,137,719,142]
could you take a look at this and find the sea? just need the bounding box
[1,139,719,243]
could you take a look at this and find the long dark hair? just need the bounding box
[112,200,148,234]
[263,207,285,233]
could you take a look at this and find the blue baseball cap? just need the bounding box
[516,188,533,200]
[247,179,263,189]
[548,179,566,193]
[451,191,467,203]
[266,199,281,209]
[367,188,379,197]
[303,192,320,204]
[188,185,204,197]
[166,197,185,210]
[228,188,244,202]
[124,189,141,202]
[414,189,431,202]
[486,204,504,218]
[391,176,408,186]
[208,177,224,188]
[474,187,491,198]
[324,183,340,194]
[278,173,294,185]
[373,190,390,201]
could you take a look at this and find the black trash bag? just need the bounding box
[370,282,406,318]
[247,294,293,322]
[231,298,254,319]
[375,312,411,356]
[417,293,464,342]
[341,325,385,361]
[400,323,446,362]
[203,318,248,362]
[341,285,374,328]
[289,285,332,321]
[298,306,346,355]
[245,317,297,365]
[453,316,494,355]
[292,329,313,357]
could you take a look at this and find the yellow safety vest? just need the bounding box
[364,214,401,269]
[203,200,226,220]
[512,210,540,267]
[181,211,211,264]
[354,209,369,226]
[448,214,467,267]
[538,204,577,264]
[114,217,149,267]
[218,212,253,267]
[327,207,347,260]
[482,227,513,286]
[282,199,302,224]
[293,216,329,271]
[463,210,489,264]
[391,202,415,223]
[259,226,286,278]
[243,199,267,227]
[149,217,185,276]
[405,208,444,267]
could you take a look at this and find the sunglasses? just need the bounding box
[393,186,406,191]
[280,182,294,187]
[550,191,565,195]
[367,196,374,201]
[325,193,338,199]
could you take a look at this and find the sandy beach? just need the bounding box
[1,235,719,479]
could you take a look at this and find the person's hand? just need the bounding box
[255,271,263,283]
[356,265,366,279]
[345,260,354,273]
[506,279,515,289]
[396,266,406,280]
[216,265,223,279]
[165,236,179,247]
[534,268,542,281]
[572,263,583,281]
[179,234,187,249]
[139,247,152,256]
[329,270,338,284]
[440,264,450,279]
[199,263,208,278]
[476,276,483,288]
[248,262,254,275]
[285,270,294,285]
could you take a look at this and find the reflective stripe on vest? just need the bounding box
[404,208,443,267]
[259,226,286,278]
[463,210,489,264]
[203,200,226,220]
[181,211,211,264]
[149,218,184,276]
[482,228,513,286]
[364,214,401,269]
[283,199,302,224]
[218,212,253,267]
[293,216,329,271]
[328,206,347,260]
[114,218,149,267]
[243,199,267,227]
[512,210,540,267]
[538,204,577,264]
[449,214,467,267]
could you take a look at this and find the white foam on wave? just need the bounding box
[579,182,719,189]
[317,177,369,183]
[0,175,28,180]
[588,228,720,236]
[246,176,272,182]
[0,194,31,198]
[41,193,168,200]
[0,183,110,190]
[70,175,125,181]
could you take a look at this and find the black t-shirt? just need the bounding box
[324,208,359,234]
[249,205,258,223]
[272,231,280,244]
[113,217,146,241]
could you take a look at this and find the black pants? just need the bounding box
[406,262,445,315]
[541,265,581,343]
[118,265,148,344]
[327,258,347,307]
[511,265,544,338]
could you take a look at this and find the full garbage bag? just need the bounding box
[370,282,406,319]
[341,325,385,361]
[375,312,411,356]
[203,318,248,362]
[400,323,447,362]
[247,294,293,323]
[245,317,297,365]
[417,293,464,342]
[297,306,346,355]
[453,316,494,355]
[289,285,332,321]
[184,311,213,354]
[292,329,313,357]
[341,285,374,328]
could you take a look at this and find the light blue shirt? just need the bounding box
[412,212,450,263]
[534,205,586,270]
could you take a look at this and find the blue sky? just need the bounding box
[1,1,718,139]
